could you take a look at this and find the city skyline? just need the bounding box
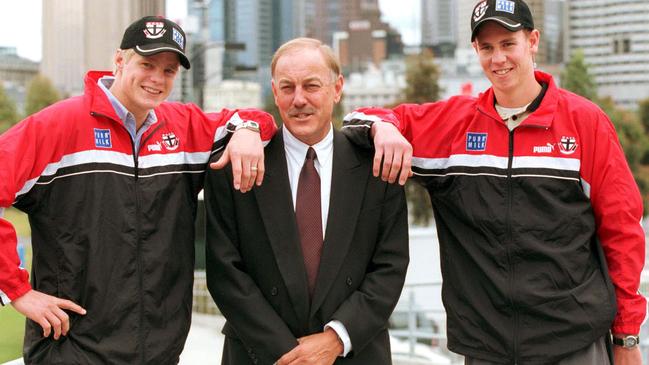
[0,0,421,62]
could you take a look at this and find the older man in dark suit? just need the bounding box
[203,37,409,365]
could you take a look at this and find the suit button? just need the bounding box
[271,286,278,296]
[346,277,353,286]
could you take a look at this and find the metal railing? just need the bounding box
[391,280,649,363]
[192,271,220,315]
[390,282,461,364]
[191,271,649,363]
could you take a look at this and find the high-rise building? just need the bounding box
[325,0,403,72]
[568,0,649,109]
[543,0,567,65]
[421,0,458,56]
[305,0,343,45]
[188,0,305,79]
[41,0,165,96]
[457,0,477,51]
[306,0,402,59]
[525,0,546,66]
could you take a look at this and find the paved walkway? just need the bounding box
[0,313,226,365]
[179,313,225,365]
[3,313,451,365]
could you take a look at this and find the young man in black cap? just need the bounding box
[342,0,645,364]
[0,16,276,364]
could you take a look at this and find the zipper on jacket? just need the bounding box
[130,121,165,365]
[133,141,147,364]
[91,111,147,363]
[505,129,520,364]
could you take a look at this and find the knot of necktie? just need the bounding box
[305,147,317,162]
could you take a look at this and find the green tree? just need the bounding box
[638,97,649,165]
[597,97,648,169]
[403,49,442,104]
[597,96,649,213]
[0,81,20,134]
[24,74,61,117]
[560,49,597,101]
[332,94,344,129]
[263,92,282,127]
[638,97,649,134]
[398,50,443,226]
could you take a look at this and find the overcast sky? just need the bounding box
[0,0,420,62]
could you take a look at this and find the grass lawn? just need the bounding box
[0,208,30,362]
[0,307,25,362]
[3,208,30,237]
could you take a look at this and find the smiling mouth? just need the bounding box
[288,108,316,119]
[142,86,162,95]
[494,68,512,75]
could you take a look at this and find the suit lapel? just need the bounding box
[310,130,370,317]
[253,133,311,327]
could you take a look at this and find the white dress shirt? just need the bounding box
[282,125,352,357]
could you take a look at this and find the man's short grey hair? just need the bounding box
[271,37,341,82]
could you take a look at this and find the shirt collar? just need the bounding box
[97,76,158,127]
[282,124,334,166]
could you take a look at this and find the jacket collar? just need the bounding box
[477,70,558,129]
[84,70,124,123]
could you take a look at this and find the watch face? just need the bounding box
[625,336,638,347]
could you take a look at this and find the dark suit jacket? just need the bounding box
[204,128,409,365]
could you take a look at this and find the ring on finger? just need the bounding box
[250,166,258,172]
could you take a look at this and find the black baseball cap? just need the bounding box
[470,0,535,41]
[120,16,191,69]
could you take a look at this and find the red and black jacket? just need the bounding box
[0,71,276,364]
[343,71,646,364]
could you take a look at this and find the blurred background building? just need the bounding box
[0,47,39,114]
[421,0,457,58]
[567,0,649,109]
[41,0,165,96]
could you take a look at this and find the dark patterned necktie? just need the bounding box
[295,147,323,298]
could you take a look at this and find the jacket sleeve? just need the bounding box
[330,182,409,356]
[203,163,298,363]
[342,102,453,190]
[582,109,647,335]
[342,107,407,150]
[185,104,277,155]
[0,117,42,304]
[342,102,445,149]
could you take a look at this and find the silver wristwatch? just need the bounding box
[612,335,640,348]
[234,120,260,133]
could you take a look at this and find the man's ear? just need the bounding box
[529,29,541,53]
[333,74,344,103]
[271,79,280,106]
[113,50,124,74]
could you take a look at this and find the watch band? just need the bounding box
[612,335,640,348]
[234,120,260,133]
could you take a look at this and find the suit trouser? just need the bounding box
[464,336,610,365]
